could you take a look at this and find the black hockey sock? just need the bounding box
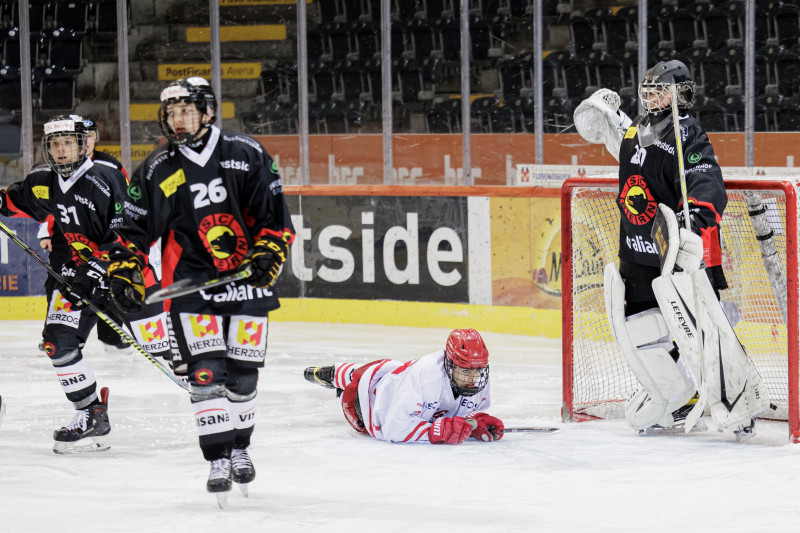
[201,442,232,462]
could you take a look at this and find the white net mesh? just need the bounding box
[563,179,797,430]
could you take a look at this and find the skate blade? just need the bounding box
[735,429,757,443]
[53,438,110,454]
[237,482,250,497]
[215,491,229,509]
[639,418,708,436]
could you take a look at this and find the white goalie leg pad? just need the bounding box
[604,264,695,430]
[653,270,772,432]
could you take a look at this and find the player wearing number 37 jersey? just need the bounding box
[305,329,504,444]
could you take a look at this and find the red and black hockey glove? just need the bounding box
[466,412,504,442]
[428,416,472,445]
[107,250,145,313]
[64,259,106,309]
[238,236,288,288]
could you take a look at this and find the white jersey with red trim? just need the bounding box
[358,350,491,443]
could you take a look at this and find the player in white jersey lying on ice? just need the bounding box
[304,328,504,444]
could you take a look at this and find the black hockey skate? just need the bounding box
[231,447,256,496]
[103,340,133,354]
[304,366,336,389]
[53,387,111,454]
[304,366,344,397]
[207,457,233,509]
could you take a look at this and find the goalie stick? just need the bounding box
[668,84,706,433]
[144,266,252,305]
[0,219,188,391]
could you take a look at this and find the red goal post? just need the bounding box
[560,176,800,442]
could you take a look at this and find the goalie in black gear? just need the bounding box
[576,60,769,439]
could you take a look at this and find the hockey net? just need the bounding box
[561,177,800,442]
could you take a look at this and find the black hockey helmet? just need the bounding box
[80,115,99,143]
[158,77,217,145]
[638,59,696,114]
[42,114,89,177]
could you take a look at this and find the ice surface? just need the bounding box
[1,320,798,532]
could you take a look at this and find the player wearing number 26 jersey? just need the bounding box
[109,77,295,503]
[305,329,505,445]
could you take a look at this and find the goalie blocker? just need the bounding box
[651,204,772,435]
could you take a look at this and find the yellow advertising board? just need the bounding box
[489,196,562,310]
[157,63,260,80]
[186,25,286,42]
[96,144,160,162]
[129,102,236,121]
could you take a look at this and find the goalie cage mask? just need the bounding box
[42,115,89,178]
[158,77,218,145]
[444,329,490,397]
[638,59,696,115]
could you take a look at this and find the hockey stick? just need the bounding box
[144,266,252,305]
[0,219,188,391]
[499,427,560,433]
[668,85,707,433]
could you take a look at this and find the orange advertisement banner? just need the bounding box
[256,132,800,186]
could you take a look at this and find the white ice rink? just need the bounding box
[1,319,799,532]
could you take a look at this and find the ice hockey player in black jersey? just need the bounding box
[38,115,134,353]
[108,77,295,506]
[0,115,128,453]
[574,60,769,441]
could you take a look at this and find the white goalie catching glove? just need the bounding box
[573,88,632,161]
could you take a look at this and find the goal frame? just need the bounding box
[560,177,800,443]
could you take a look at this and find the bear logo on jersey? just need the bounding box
[619,175,658,226]
[197,213,248,271]
[64,232,98,262]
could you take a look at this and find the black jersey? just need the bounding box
[1,158,127,265]
[617,112,727,271]
[120,126,295,315]
[45,150,129,261]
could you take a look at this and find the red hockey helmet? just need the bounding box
[444,329,489,397]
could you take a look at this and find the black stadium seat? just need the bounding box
[37,65,75,111]
[53,0,88,34]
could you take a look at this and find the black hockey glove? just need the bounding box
[676,208,702,235]
[107,251,146,313]
[238,236,289,288]
[64,259,107,309]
